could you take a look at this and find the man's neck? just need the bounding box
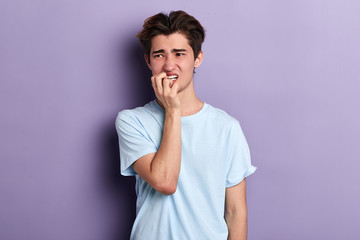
[179,96,203,116]
[177,82,203,117]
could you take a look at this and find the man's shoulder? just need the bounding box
[115,100,163,129]
[117,100,158,119]
[206,103,240,126]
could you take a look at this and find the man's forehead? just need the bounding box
[150,33,191,51]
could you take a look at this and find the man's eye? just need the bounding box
[176,53,185,56]
[154,54,164,58]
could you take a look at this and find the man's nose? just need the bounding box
[163,56,175,71]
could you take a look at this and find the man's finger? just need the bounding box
[155,76,164,94]
[162,77,173,94]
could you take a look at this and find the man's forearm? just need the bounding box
[149,109,181,194]
[226,211,247,240]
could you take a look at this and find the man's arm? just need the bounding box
[132,72,181,195]
[225,179,248,240]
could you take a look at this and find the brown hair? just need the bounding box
[137,10,205,60]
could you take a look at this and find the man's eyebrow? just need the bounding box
[151,49,187,55]
[152,49,165,55]
[172,49,187,52]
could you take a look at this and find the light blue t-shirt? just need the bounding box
[115,100,256,240]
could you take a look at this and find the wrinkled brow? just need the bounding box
[152,49,165,55]
[172,49,187,52]
[152,49,187,55]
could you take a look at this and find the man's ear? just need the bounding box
[194,51,204,68]
[145,54,151,70]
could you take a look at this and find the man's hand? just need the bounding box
[151,72,181,112]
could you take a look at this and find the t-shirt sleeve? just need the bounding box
[226,121,257,188]
[115,111,158,176]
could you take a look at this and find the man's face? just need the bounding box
[146,32,203,94]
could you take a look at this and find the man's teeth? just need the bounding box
[167,75,178,80]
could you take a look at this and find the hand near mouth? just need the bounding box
[151,72,181,112]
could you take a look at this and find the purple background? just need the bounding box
[1,0,359,239]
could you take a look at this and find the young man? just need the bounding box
[116,10,256,240]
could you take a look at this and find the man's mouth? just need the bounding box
[167,75,178,81]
